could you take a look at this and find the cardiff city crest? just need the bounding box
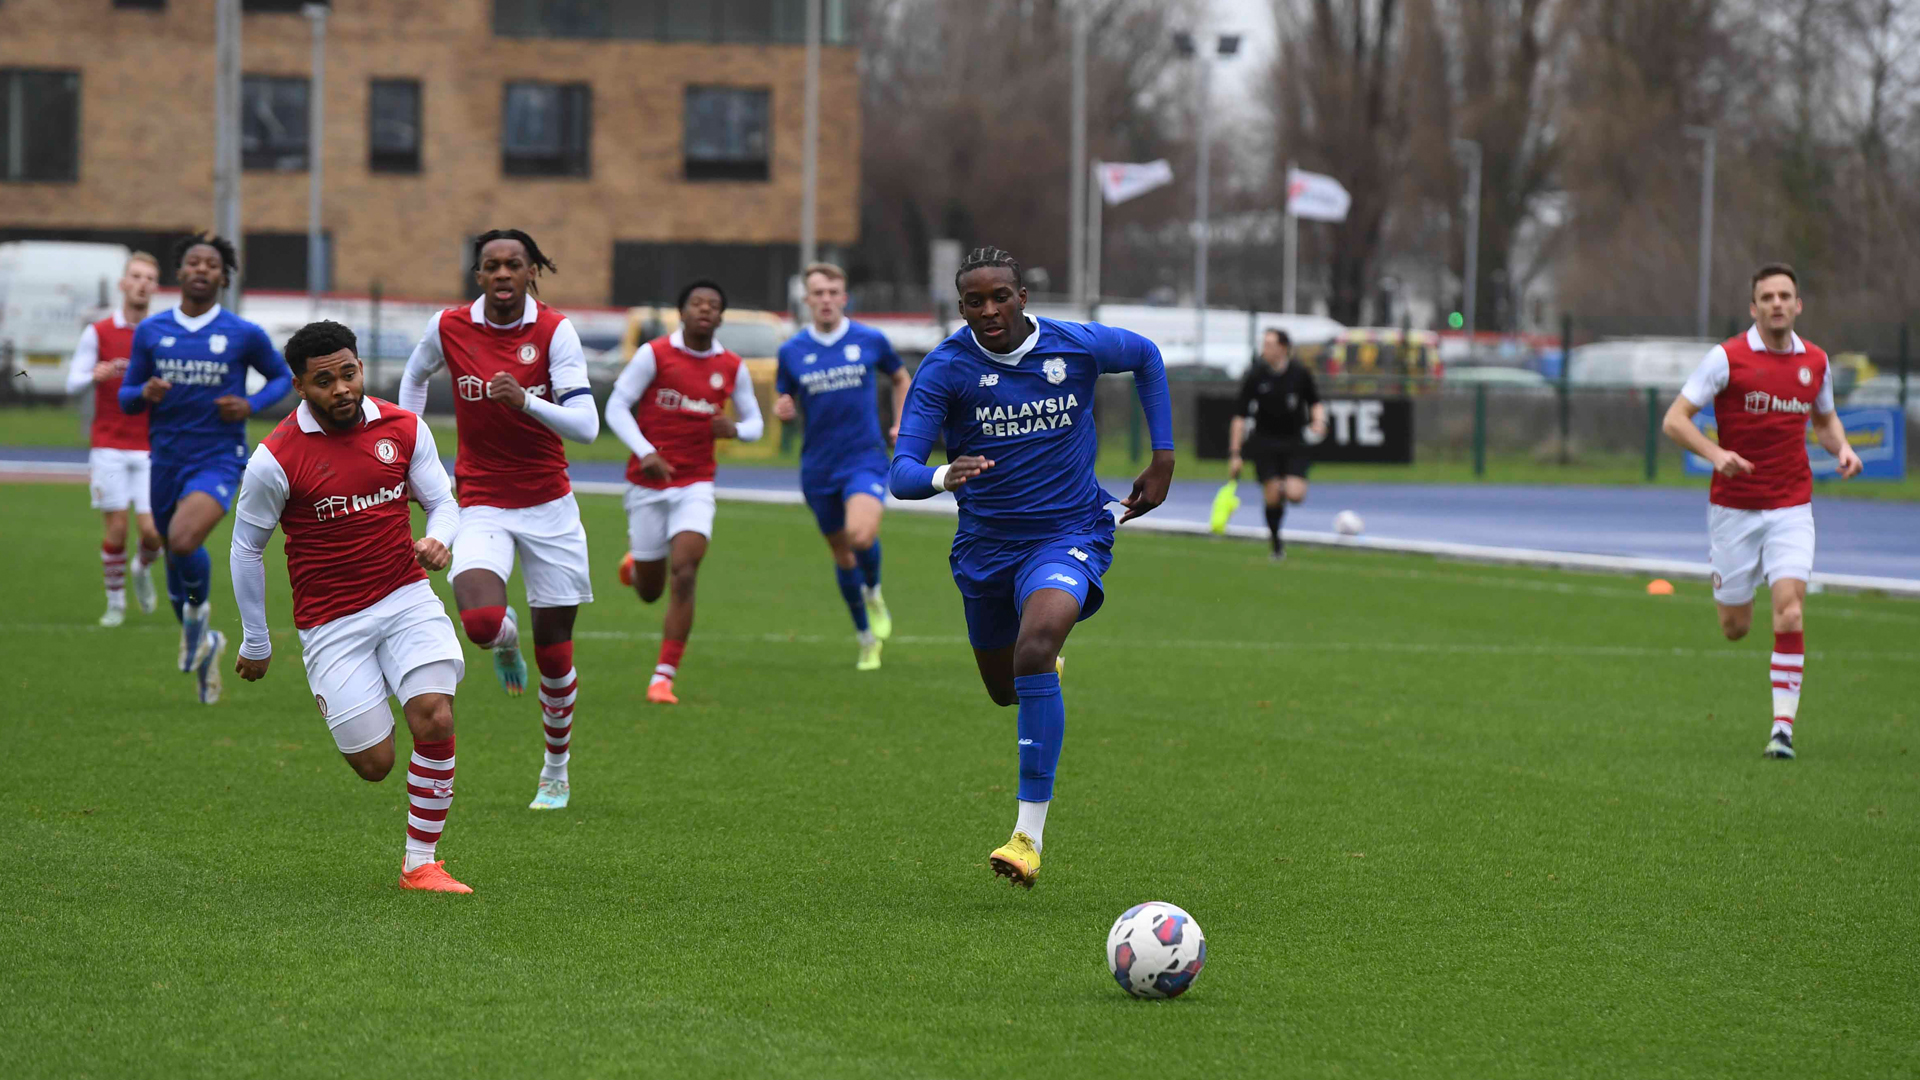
[1043,358,1067,385]
[208,334,227,354]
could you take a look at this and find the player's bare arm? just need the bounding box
[235,654,270,681]
[94,358,128,384]
[1120,449,1176,523]
[942,455,995,490]
[1662,397,1754,476]
[888,367,911,446]
[414,537,452,571]
[1227,415,1247,478]
[639,453,675,483]
[711,415,738,439]
[1308,401,1328,438]
[214,395,252,422]
[774,393,797,422]
[1813,410,1863,478]
[141,376,172,402]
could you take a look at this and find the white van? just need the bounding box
[1566,337,1714,389]
[0,241,133,397]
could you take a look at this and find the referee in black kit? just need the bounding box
[1227,328,1327,561]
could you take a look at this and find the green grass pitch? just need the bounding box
[1,481,1915,1078]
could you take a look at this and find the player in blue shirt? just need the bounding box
[889,246,1174,888]
[119,233,294,703]
[773,263,911,671]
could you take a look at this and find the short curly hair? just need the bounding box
[172,231,239,281]
[283,320,359,375]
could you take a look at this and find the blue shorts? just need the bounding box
[950,516,1117,651]
[802,466,890,535]
[150,454,244,531]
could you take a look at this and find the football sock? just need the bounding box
[855,540,882,589]
[835,564,870,633]
[1014,671,1065,804]
[1771,631,1804,736]
[653,639,685,686]
[1015,799,1050,851]
[535,642,575,782]
[101,542,127,607]
[404,736,456,871]
[1264,504,1285,551]
[459,605,518,650]
[178,545,211,607]
[134,540,161,573]
[165,556,186,621]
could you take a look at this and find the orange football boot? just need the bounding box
[619,552,636,588]
[399,860,473,893]
[646,679,679,705]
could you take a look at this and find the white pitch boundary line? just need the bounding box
[11,462,1917,598]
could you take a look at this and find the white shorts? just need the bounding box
[298,579,466,753]
[1709,503,1815,604]
[89,447,151,513]
[624,481,717,561]
[451,492,595,608]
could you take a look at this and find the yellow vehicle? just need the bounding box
[618,305,795,460]
[1295,327,1443,393]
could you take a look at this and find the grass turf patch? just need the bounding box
[0,482,1915,1078]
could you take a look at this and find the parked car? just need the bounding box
[1443,365,1554,393]
[1846,374,1920,421]
[1565,338,1713,389]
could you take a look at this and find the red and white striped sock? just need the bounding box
[652,639,685,686]
[1770,631,1804,737]
[101,542,127,607]
[535,642,575,782]
[404,737,455,871]
[133,541,161,573]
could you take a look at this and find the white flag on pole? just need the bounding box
[1286,167,1351,222]
[1098,159,1175,205]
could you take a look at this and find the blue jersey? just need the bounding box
[775,320,903,482]
[891,316,1172,539]
[119,306,292,464]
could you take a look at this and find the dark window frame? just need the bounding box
[113,0,168,10]
[243,0,328,12]
[241,73,310,172]
[501,80,591,178]
[368,78,422,174]
[0,68,82,183]
[682,85,770,183]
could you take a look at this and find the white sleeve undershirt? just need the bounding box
[408,416,460,546]
[67,324,102,395]
[731,366,764,442]
[231,445,290,661]
[398,311,446,416]
[1679,345,1730,408]
[604,342,659,460]
[1814,368,1836,414]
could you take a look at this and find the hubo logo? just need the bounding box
[1747,390,1809,415]
[518,343,540,365]
[457,375,485,402]
[1744,391,1771,414]
[1043,358,1067,385]
[656,387,717,415]
[313,482,407,521]
[208,334,228,355]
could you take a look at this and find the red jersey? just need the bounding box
[625,333,744,489]
[82,312,149,451]
[430,297,578,509]
[255,398,430,629]
[1687,327,1831,511]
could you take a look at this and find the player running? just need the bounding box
[889,247,1174,888]
[231,321,472,893]
[398,229,600,812]
[1227,328,1327,561]
[1662,263,1862,761]
[605,280,765,704]
[67,251,164,625]
[773,262,912,670]
[119,233,294,704]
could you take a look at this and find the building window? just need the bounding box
[113,0,168,9]
[1,70,81,183]
[502,82,590,177]
[683,87,768,182]
[368,79,421,173]
[612,241,797,311]
[241,75,309,171]
[494,0,847,44]
[244,231,332,292]
[244,0,325,12]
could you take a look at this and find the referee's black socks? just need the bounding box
[1264,504,1285,552]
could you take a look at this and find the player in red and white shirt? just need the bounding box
[604,280,764,704]
[65,252,164,626]
[1662,263,1862,761]
[229,321,472,893]
[398,229,599,812]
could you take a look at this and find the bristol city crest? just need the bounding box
[374,437,399,464]
[709,372,724,390]
[1043,358,1067,385]
[314,694,328,717]
[518,343,539,365]
[1797,367,1812,385]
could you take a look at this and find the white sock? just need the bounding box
[857,629,876,647]
[490,608,520,651]
[650,665,675,686]
[403,846,436,872]
[1015,799,1049,851]
[1771,718,1793,737]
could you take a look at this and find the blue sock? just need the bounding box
[835,564,869,632]
[1014,672,1064,802]
[855,540,882,590]
[165,556,186,622]
[179,546,212,608]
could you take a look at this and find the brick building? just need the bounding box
[0,0,859,310]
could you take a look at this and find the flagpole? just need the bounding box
[1087,161,1104,316]
[1283,161,1297,314]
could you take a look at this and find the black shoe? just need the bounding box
[1269,545,1287,563]
[1763,731,1795,760]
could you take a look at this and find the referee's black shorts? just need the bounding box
[1244,436,1311,482]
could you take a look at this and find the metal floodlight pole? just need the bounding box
[1452,138,1482,351]
[800,0,821,270]
[1283,160,1297,314]
[304,3,327,316]
[1068,5,1088,316]
[214,0,243,309]
[1194,54,1212,361]
[1087,160,1104,309]
[1685,126,1716,340]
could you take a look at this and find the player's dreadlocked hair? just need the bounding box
[955,246,1022,291]
[283,320,359,376]
[172,231,239,279]
[471,229,559,294]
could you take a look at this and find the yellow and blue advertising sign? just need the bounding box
[1684,406,1907,480]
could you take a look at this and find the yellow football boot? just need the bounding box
[989,831,1041,889]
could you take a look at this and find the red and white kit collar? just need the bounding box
[669,327,726,358]
[1745,324,1807,355]
[295,396,383,434]
[110,309,130,330]
[468,295,539,329]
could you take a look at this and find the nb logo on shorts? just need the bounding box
[1046,572,1080,586]
[1067,547,1089,562]
[979,374,999,387]
[870,483,884,495]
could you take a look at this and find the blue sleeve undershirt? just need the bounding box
[1095,325,1174,451]
[118,327,153,415]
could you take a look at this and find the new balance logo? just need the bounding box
[1067,547,1089,562]
[1046,572,1080,586]
[979,374,1000,387]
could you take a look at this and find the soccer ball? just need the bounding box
[1333,509,1365,536]
[1106,901,1206,999]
